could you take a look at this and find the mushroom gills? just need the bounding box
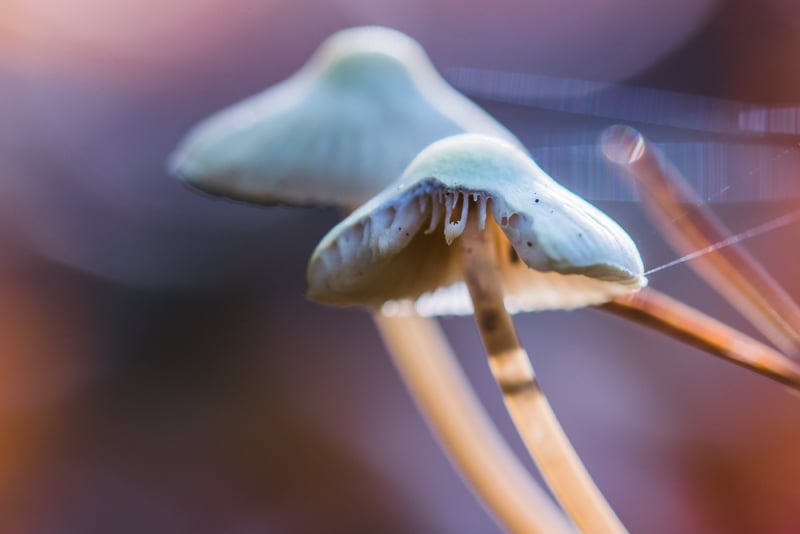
[309,186,641,315]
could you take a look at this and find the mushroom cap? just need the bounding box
[307,134,646,316]
[168,26,520,208]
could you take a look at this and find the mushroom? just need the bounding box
[169,25,521,209]
[169,26,571,534]
[308,133,645,534]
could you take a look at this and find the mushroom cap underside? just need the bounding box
[307,135,646,315]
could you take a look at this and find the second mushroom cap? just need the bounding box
[168,26,521,208]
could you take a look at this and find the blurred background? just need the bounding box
[1,0,799,532]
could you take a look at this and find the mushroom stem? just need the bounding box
[460,212,627,534]
[373,313,575,534]
[600,288,800,391]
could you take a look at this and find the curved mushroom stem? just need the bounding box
[460,213,627,534]
[600,288,800,391]
[373,313,575,534]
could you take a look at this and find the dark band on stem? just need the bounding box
[499,374,540,396]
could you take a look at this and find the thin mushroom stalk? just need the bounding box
[373,313,575,534]
[370,196,573,534]
[459,205,626,534]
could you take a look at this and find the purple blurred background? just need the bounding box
[1,0,799,532]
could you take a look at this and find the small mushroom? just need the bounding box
[308,133,645,534]
[169,26,520,208]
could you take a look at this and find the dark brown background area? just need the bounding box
[0,0,799,532]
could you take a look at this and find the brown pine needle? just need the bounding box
[602,125,800,356]
[601,288,800,390]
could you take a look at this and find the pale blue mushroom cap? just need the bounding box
[307,134,646,315]
[168,26,521,208]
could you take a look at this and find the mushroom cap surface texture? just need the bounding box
[307,134,646,316]
[168,26,520,208]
